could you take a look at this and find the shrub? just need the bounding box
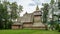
[58,27,60,32]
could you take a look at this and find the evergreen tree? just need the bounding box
[42,3,49,23]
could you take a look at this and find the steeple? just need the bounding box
[36,5,39,11]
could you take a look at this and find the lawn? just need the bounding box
[0,29,60,34]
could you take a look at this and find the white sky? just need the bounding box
[1,0,51,16]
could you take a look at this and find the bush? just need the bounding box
[56,24,59,30]
[58,24,60,32]
[58,27,60,32]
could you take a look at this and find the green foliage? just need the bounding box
[10,2,18,19]
[18,5,23,16]
[58,2,60,9]
[0,2,5,29]
[50,0,54,5]
[19,5,23,12]
[42,3,49,23]
[56,24,59,30]
[0,0,23,29]
[58,26,60,32]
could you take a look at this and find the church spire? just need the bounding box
[36,5,39,11]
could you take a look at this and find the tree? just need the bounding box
[54,14,60,32]
[10,2,18,20]
[0,0,10,29]
[56,14,60,32]
[18,5,23,16]
[50,0,54,5]
[42,3,49,23]
[50,0,54,23]
[0,0,23,29]
[2,0,10,29]
[58,0,60,9]
[0,1,4,29]
[42,3,49,30]
[49,0,55,30]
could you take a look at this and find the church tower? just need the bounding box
[32,5,45,29]
[33,5,42,23]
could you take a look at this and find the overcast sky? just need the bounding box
[1,0,51,16]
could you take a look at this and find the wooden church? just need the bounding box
[12,5,46,29]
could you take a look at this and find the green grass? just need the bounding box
[0,29,60,34]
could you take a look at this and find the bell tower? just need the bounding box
[32,5,45,29]
[33,5,42,23]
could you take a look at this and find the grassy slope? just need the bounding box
[0,29,60,34]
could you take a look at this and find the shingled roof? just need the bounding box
[20,13,33,23]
